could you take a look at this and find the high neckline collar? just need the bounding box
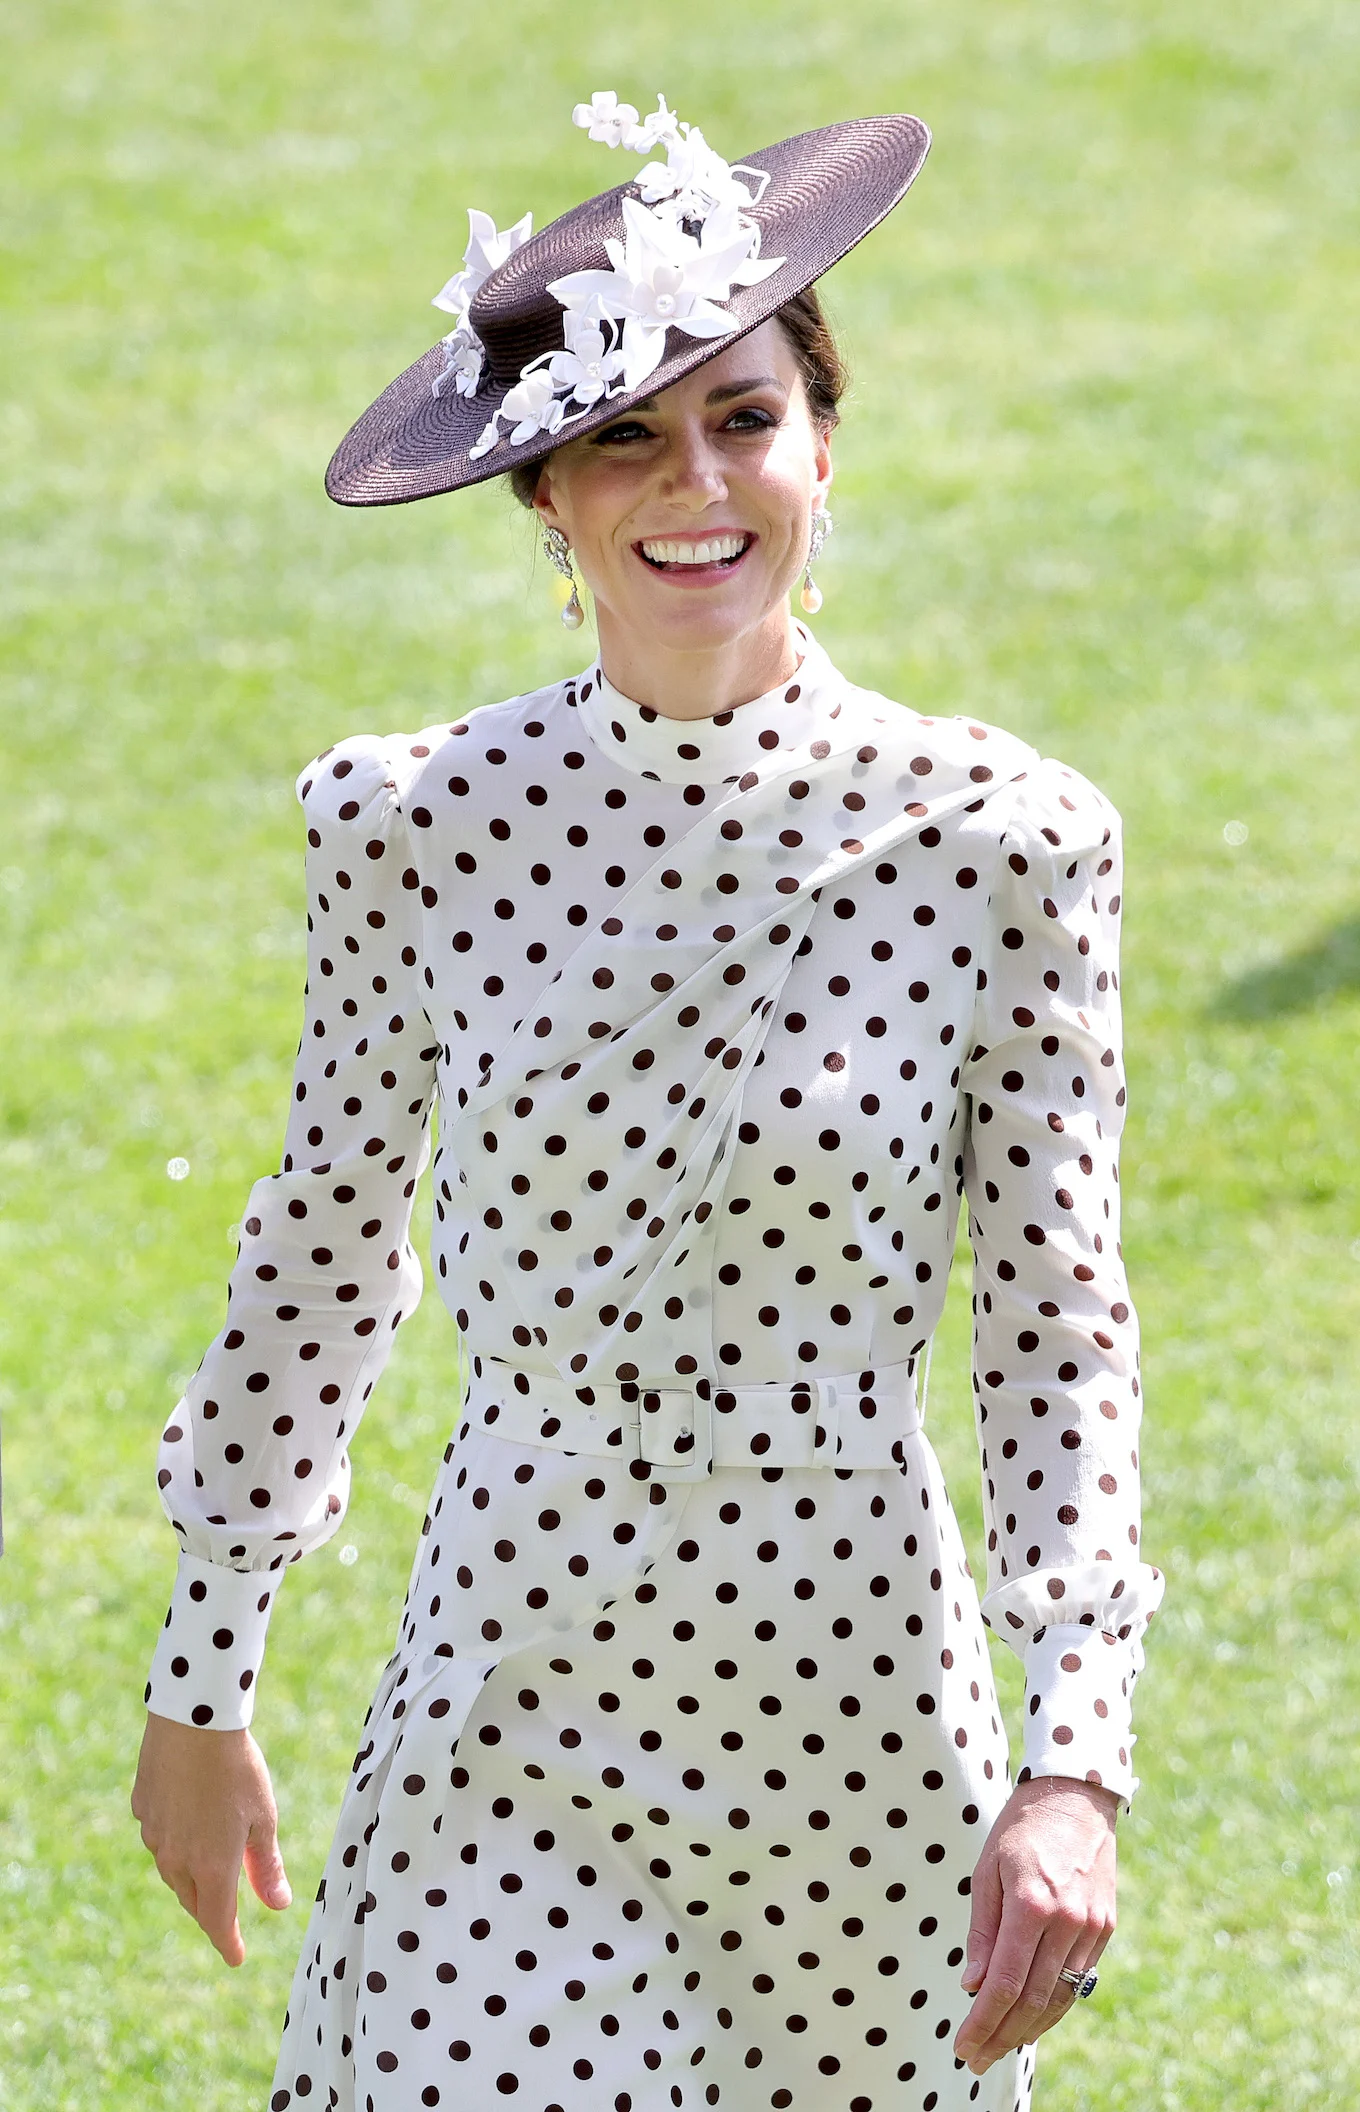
[570,623,843,785]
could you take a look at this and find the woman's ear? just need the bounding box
[812,424,835,516]
[531,458,566,535]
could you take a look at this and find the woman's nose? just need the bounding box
[658,428,728,506]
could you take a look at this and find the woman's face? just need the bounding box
[531,318,833,662]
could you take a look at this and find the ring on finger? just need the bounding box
[1056,1963,1099,2000]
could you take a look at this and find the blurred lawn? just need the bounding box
[2,1,1358,2106]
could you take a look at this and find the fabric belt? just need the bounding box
[462,1357,924,1482]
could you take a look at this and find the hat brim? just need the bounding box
[325,114,930,508]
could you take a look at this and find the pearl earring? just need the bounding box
[800,509,834,614]
[541,522,585,630]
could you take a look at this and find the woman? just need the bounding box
[132,95,1166,2112]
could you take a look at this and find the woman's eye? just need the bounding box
[594,421,652,444]
[592,407,777,444]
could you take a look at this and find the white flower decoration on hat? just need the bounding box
[431,206,534,400]
[571,91,642,149]
[634,126,771,226]
[501,369,566,444]
[432,207,535,320]
[550,193,782,390]
[444,91,786,457]
[548,305,629,405]
[626,94,684,156]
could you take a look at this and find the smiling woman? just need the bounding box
[511,316,834,716]
[503,290,848,715]
[131,86,1166,2112]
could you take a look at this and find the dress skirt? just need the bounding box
[269,1401,1037,2112]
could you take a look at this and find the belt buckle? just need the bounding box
[811,1373,842,1466]
[639,1385,714,1483]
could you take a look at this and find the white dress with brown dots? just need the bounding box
[147,624,1165,2112]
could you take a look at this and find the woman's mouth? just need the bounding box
[635,531,755,581]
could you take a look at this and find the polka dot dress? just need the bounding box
[147,624,1165,2112]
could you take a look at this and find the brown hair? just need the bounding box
[504,284,847,509]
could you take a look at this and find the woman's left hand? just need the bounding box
[952,1773,1120,2075]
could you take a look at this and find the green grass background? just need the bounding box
[2,0,1358,2104]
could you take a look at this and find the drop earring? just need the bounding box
[541,522,585,630]
[800,509,834,614]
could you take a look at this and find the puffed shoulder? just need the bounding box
[294,730,440,822]
[1003,750,1122,866]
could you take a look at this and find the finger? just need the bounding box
[954,1911,1042,2066]
[965,1922,1089,2070]
[158,1865,198,1922]
[961,1846,1003,1994]
[966,1988,1074,2074]
[1019,1915,1087,2016]
[193,1869,247,1968]
[1044,1908,1116,1996]
[243,1816,292,1911]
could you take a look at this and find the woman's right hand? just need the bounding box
[131,1709,292,1966]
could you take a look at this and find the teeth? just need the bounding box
[640,535,749,566]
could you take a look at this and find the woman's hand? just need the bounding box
[953,1773,1119,2074]
[131,1710,292,1967]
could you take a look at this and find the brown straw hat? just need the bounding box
[326,97,930,507]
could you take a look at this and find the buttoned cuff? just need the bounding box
[144,1552,286,1731]
[1017,1622,1145,1816]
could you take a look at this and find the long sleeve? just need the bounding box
[959,756,1166,1814]
[146,734,440,1729]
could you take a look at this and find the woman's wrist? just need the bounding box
[1011,1771,1122,1819]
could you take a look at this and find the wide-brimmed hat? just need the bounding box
[326,94,930,507]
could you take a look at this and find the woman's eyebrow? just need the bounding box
[705,374,782,404]
[626,374,783,414]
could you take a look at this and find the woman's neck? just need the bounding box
[591,605,803,721]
